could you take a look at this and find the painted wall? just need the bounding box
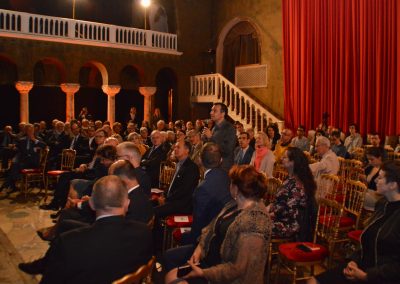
[211,0,284,119]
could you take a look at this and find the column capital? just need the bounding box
[139,86,157,97]
[60,83,80,94]
[102,85,121,96]
[15,81,33,94]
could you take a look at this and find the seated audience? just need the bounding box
[19,175,153,284]
[127,132,148,156]
[363,147,385,211]
[250,131,275,177]
[69,121,90,164]
[116,142,151,197]
[154,140,200,218]
[0,125,16,170]
[344,123,363,154]
[330,130,349,158]
[308,160,400,284]
[165,165,271,284]
[234,132,254,165]
[187,129,203,169]
[268,147,316,241]
[274,128,293,161]
[266,124,281,151]
[1,124,46,192]
[141,130,168,188]
[291,125,310,152]
[309,136,340,181]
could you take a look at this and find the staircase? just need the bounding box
[190,73,284,132]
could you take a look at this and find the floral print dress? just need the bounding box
[269,176,308,238]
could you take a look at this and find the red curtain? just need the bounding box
[282,0,399,136]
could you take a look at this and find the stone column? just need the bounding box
[15,81,33,123]
[102,85,121,126]
[139,87,157,123]
[60,83,80,122]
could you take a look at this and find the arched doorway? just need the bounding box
[116,65,144,124]
[216,19,261,81]
[155,68,177,123]
[0,54,19,128]
[76,61,108,121]
[30,58,66,124]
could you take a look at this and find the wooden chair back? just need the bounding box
[314,198,344,244]
[343,180,367,229]
[60,149,76,171]
[159,161,176,190]
[264,177,282,204]
[272,163,288,182]
[112,256,155,284]
[352,147,365,161]
[316,174,340,201]
[340,159,363,181]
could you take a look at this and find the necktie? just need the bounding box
[70,137,76,149]
[166,162,181,197]
[237,149,244,163]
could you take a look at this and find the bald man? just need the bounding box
[20,176,152,283]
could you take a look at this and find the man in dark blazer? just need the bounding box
[46,121,70,170]
[154,140,200,218]
[19,175,153,284]
[141,130,168,188]
[234,132,255,165]
[69,121,90,165]
[1,124,46,192]
[0,125,16,170]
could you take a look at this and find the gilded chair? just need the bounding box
[112,256,155,284]
[20,147,49,199]
[44,149,76,201]
[274,199,344,284]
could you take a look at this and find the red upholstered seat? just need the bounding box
[335,194,345,203]
[47,170,67,176]
[172,227,191,243]
[279,242,328,262]
[347,230,362,242]
[319,215,355,228]
[166,215,193,227]
[20,168,41,174]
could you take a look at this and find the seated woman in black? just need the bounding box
[363,147,385,211]
[308,160,400,284]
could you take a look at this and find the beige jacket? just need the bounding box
[199,200,272,284]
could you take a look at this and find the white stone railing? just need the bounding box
[0,9,181,55]
[190,73,284,131]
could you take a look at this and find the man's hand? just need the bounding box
[343,261,367,281]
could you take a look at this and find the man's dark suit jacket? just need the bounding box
[133,167,151,197]
[187,167,232,244]
[15,137,46,166]
[0,131,16,147]
[126,186,154,224]
[233,146,255,165]
[141,145,167,188]
[41,215,152,284]
[154,157,200,218]
[46,131,70,155]
[69,135,89,156]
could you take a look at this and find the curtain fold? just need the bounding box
[283,0,399,135]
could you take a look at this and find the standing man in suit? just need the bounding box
[234,132,255,165]
[202,103,237,171]
[141,130,168,188]
[154,140,200,218]
[1,124,46,192]
[20,175,153,284]
[128,106,141,126]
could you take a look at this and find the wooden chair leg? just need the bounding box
[274,257,282,284]
[292,265,297,284]
[266,242,273,282]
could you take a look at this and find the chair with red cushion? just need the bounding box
[44,149,76,201]
[347,230,362,243]
[316,174,341,201]
[163,215,193,251]
[172,227,191,245]
[20,148,49,199]
[342,180,367,230]
[274,198,344,284]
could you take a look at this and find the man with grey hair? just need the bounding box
[309,136,340,180]
[117,142,151,196]
[20,175,152,283]
[141,130,168,188]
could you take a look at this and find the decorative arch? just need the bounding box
[79,60,108,87]
[0,54,18,84]
[216,18,262,79]
[116,65,144,123]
